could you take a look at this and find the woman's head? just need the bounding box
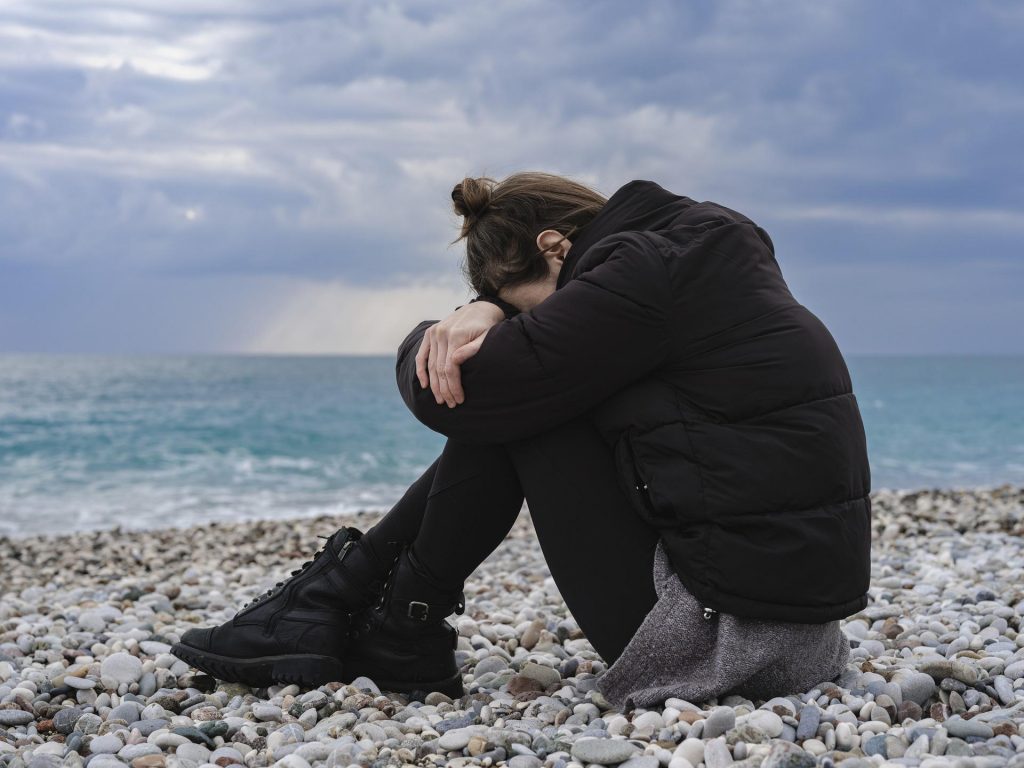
[451,171,607,309]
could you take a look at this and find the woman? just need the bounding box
[172,173,871,709]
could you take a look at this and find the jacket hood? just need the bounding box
[557,180,696,290]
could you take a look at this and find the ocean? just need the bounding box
[1,355,1021,537]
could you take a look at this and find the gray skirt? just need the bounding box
[597,539,851,710]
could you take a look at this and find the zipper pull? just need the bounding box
[702,607,718,620]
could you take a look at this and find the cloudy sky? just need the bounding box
[0,0,1020,354]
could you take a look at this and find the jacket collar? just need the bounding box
[557,179,694,290]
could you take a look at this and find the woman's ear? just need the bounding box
[536,229,571,263]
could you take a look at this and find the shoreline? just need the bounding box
[3,484,1022,544]
[1,488,1023,767]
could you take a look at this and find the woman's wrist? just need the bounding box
[468,293,520,319]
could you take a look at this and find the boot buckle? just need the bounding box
[408,601,429,620]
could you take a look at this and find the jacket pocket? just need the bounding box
[617,422,707,526]
[620,427,675,525]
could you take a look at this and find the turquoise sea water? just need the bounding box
[1,355,1021,536]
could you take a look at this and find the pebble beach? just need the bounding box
[2,487,1024,768]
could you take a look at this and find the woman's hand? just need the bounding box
[415,301,506,407]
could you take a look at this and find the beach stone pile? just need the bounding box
[1,486,1024,768]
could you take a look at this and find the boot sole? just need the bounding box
[344,661,464,699]
[171,642,345,688]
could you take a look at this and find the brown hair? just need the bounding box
[451,171,607,296]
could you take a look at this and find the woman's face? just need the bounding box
[496,230,572,312]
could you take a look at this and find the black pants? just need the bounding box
[363,415,660,664]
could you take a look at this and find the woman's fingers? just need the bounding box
[428,331,442,403]
[416,312,495,408]
[451,334,485,365]
[415,328,431,388]
[444,337,469,404]
[434,334,454,407]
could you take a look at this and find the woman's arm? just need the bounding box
[395,234,673,445]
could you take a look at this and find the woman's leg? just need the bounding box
[361,439,526,590]
[505,416,660,664]
[363,415,659,665]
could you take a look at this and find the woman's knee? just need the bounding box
[504,415,601,457]
[428,438,521,499]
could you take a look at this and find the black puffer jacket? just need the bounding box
[396,180,872,623]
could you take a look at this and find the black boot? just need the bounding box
[171,526,395,688]
[344,544,466,699]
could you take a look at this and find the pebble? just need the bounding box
[100,653,143,684]
[943,715,994,739]
[64,676,97,690]
[519,661,561,689]
[252,704,282,722]
[893,670,936,706]
[743,710,783,738]
[702,706,735,739]
[75,713,102,734]
[794,704,819,740]
[438,726,479,751]
[702,737,732,768]
[620,757,660,768]
[173,743,210,764]
[570,738,642,764]
[474,656,508,676]
[53,708,84,734]
[117,745,161,761]
[107,703,142,724]
[88,736,124,754]
[0,710,34,726]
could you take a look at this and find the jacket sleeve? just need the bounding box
[395,234,673,445]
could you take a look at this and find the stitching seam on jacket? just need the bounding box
[515,317,550,377]
[669,305,793,365]
[707,490,872,520]
[719,390,855,426]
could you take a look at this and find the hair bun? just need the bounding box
[452,176,495,221]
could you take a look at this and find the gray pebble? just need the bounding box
[173,743,210,764]
[943,715,994,739]
[106,703,141,724]
[86,736,122,755]
[53,707,84,734]
[702,706,735,739]
[137,672,157,698]
[115,745,161,761]
[133,719,169,736]
[474,657,509,676]
[794,704,820,741]
[64,677,97,690]
[570,738,641,765]
[437,727,477,751]
[894,671,936,707]
[761,741,817,768]
[99,653,142,685]
[435,713,476,734]
[0,710,34,726]
[619,757,659,768]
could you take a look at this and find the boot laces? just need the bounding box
[242,533,332,609]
